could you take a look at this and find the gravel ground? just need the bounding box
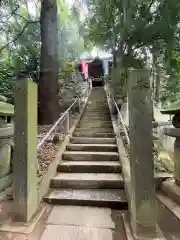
[37,125,65,179]
[37,113,78,179]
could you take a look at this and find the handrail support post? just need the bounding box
[66,111,70,134]
[78,98,81,113]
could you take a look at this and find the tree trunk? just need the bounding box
[151,53,156,100]
[152,66,155,99]
[112,49,117,68]
[154,56,160,103]
[112,21,117,68]
[38,0,59,125]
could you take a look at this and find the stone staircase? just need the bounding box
[156,180,180,239]
[44,87,128,209]
[43,87,180,239]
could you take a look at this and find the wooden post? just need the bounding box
[128,69,157,239]
[13,79,38,222]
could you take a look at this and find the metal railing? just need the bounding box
[105,82,130,145]
[37,82,92,150]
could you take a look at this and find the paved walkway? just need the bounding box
[40,205,127,240]
[0,204,124,240]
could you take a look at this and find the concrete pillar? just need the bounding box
[164,125,180,186]
[128,69,157,239]
[13,79,38,222]
[174,138,180,185]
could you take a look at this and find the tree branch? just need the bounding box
[0,5,20,21]
[136,0,155,21]
[147,0,155,13]
[0,8,39,53]
[13,12,39,23]
[0,22,29,52]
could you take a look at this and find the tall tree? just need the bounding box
[85,0,180,103]
[38,0,59,125]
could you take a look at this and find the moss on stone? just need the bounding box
[161,99,180,114]
[0,102,14,116]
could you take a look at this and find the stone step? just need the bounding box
[89,95,106,96]
[84,108,110,111]
[44,189,128,209]
[70,137,116,144]
[79,120,112,124]
[87,107,109,110]
[75,128,114,133]
[89,98,107,100]
[160,179,180,205]
[83,112,110,115]
[86,108,109,111]
[82,115,111,119]
[82,116,111,120]
[63,151,119,161]
[155,172,173,189]
[82,117,111,121]
[77,124,113,129]
[66,143,117,152]
[86,103,108,105]
[81,119,112,123]
[50,173,124,189]
[88,95,106,97]
[87,102,108,105]
[83,114,111,117]
[87,101,107,103]
[73,132,115,138]
[157,190,180,230]
[85,109,110,112]
[78,123,112,128]
[57,161,121,173]
[86,104,108,106]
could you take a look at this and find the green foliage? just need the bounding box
[57,0,85,63]
[0,63,14,104]
[58,62,76,87]
[85,0,180,102]
[161,76,180,104]
[170,52,180,76]
[0,0,86,104]
[160,51,180,104]
[0,0,40,103]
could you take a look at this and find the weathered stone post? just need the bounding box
[161,101,180,186]
[163,127,180,185]
[13,79,38,222]
[128,69,157,239]
[0,97,14,191]
[174,136,180,184]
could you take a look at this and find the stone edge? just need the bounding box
[106,90,171,240]
[0,203,46,234]
[157,190,180,225]
[106,93,131,202]
[122,210,166,240]
[158,179,180,221]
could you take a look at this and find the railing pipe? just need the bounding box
[114,101,130,145]
[37,84,91,150]
[105,82,130,145]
